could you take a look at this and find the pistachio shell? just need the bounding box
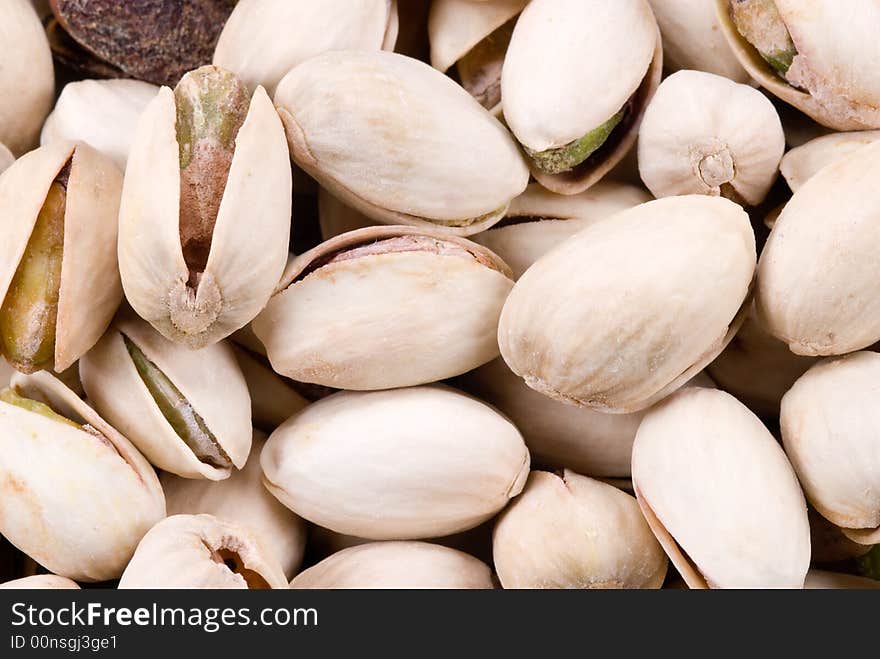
[638,70,784,205]
[79,313,252,480]
[0,144,13,175]
[498,195,755,413]
[253,226,514,390]
[0,575,80,590]
[291,542,494,589]
[119,514,288,589]
[0,371,166,581]
[804,570,880,590]
[231,345,310,431]
[261,386,530,539]
[632,387,810,589]
[780,130,880,192]
[214,0,398,97]
[274,50,528,234]
[780,352,880,546]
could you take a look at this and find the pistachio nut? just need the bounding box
[0,144,13,176]
[501,0,662,194]
[274,50,529,235]
[638,70,784,205]
[498,195,755,413]
[780,352,880,546]
[0,575,80,590]
[780,130,880,192]
[0,141,123,374]
[291,542,494,589]
[0,371,165,581]
[717,0,880,130]
[119,514,288,589]
[632,387,810,588]
[214,0,398,97]
[119,65,292,349]
[427,0,527,114]
[261,385,530,540]
[756,140,880,355]
[493,470,668,589]
[253,226,514,390]
[231,345,310,431]
[41,79,159,170]
[805,570,880,590]
[79,313,252,480]
[808,508,872,566]
[472,181,652,280]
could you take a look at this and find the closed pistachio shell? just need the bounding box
[253,226,514,390]
[79,313,252,480]
[498,195,755,413]
[214,0,398,97]
[493,470,667,589]
[261,386,530,540]
[231,346,310,431]
[291,542,494,589]
[780,353,880,546]
[0,371,166,581]
[638,70,784,205]
[274,50,529,235]
[0,575,80,590]
[780,130,880,192]
[804,570,880,590]
[119,514,288,589]
[632,387,810,588]
[0,144,13,175]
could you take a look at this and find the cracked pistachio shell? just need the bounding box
[493,470,667,589]
[0,575,79,589]
[79,313,252,480]
[756,140,880,356]
[231,345,310,431]
[498,195,755,413]
[0,371,166,581]
[0,141,124,373]
[780,352,880,546]
[214,0,398,97]
[291,542,494,589]
[252,226,514,390]
[41,79,159,170]
[274,50,528,235]
[118,70,292,349]
[501,0,662,194]
[472,181,652,280]
[805,570,880,590]
[638,70,784,205]
[162,432,307,579]
[633,387,810,589]
[0,0,54,156]
[261,386,530,540]
[0,144,13,175]
[715,0,880,130]
[780,130,880,192]
[119,514,288,589]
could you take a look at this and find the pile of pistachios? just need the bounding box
[1,0,879,591]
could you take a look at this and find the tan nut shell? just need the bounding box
[780,130,880,192]
[804,570,880,590]
[780,352,880,546]
[79,314,252,480]
[274,50,529,234]
[231,346,310,431]
[252,226,514,390]
[756,140,880,356]
[0,575,80,590]
[498,195,755,413]
[493,470,667,589]
[119,514,288,589]
[638,70,784,205]
[261,386,530,540]
[119,80,291,349]
[0,144,13,175]
[214,0,398,97]
[632,387,810,589]
[0,141,124,372]
[0,371,166,582]
[291,542,494,589]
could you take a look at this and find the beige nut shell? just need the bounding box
[780,130,880,192]
[0,575,80,589]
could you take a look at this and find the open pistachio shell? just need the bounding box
[274,50,529,235]
[231,345,310,431]
[0,575,80,589]
[0,144,13,175]
[780,130,880,192]
[79,313,252,480]
[214,0,398,97]
[0,371,166,581]
[261,385,530,540]
[498,195,755,413]
[291,542,494,589]
[805,570,880,590]
[119,514,288,589]
[119,66,292,349]
[638,70,784,205]
[632,387,810,588]
[501,0,662,194]
[0,141,124,373]
[253,226,514,390]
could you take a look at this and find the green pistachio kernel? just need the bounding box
[729,0,798,76]
[0,387,80,429]
[525,110,624,175]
